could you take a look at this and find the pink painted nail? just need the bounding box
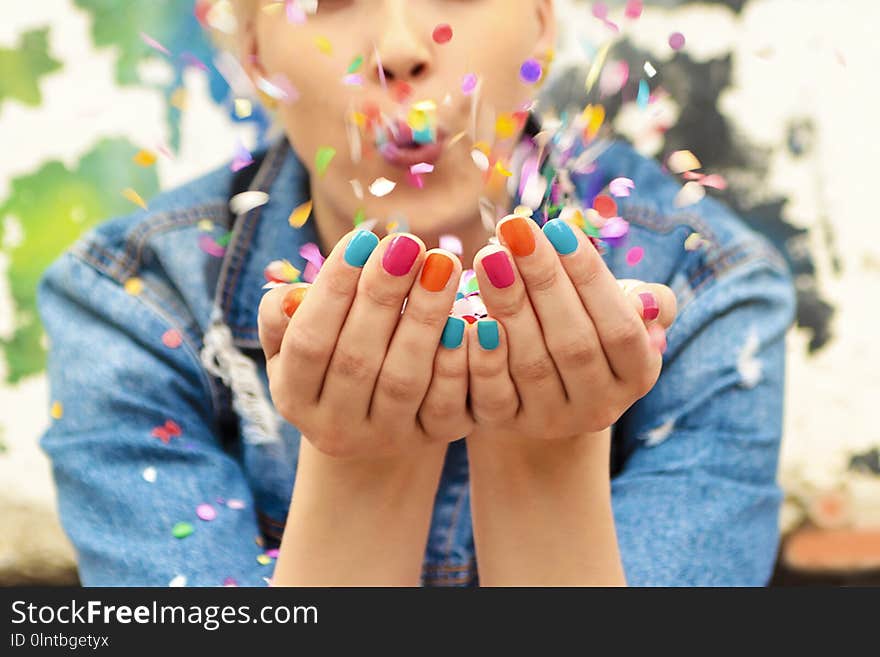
[482,251,515,289]
[639,292,660,321]
[382,235,420,276]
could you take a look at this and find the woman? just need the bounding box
[38,0,794,586]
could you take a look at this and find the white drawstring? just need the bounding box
[200,309,280,444]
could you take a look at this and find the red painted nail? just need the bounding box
[639,292,660,321]
[382,235,420,276]
[482,251,515,288]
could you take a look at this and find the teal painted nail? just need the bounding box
[440,317,466,349]
[542,219,579,255]
[477,320,500,351]
[344,230,379,267]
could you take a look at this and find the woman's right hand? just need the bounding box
[258,229,473,459]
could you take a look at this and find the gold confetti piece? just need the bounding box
[170,87,188,111]
[124,277,144,296]
[122,188,147,209]
[133,150,157,167]
[684,232,705,251]
[668,150,702,174]
[257,554,272,565]
[234,98,253,118]
[585,42,612,94]
[495,113,517,139]
[494,161,512,177]
[50,401,63,420]
[385,220,399,233]
[197,219,214,231]
[582,104,605,140]
[315,35,332,55]
[513,205,534,218]
[288,200,313,228]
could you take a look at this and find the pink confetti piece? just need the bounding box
[625,0,644,19]
[227,499,246,510]
[180,52,208,71]
[299,242,325,283]
[342,74,364,86]
[140,32,170,57]
[161,328,183,348]
[440,235,463,255]
[462,73,478,95]
[410,162,434,175]
[406,171,424,189]
[196,503,217,521]
[669,32,686,51]
[599,60,630,98]
[198,234,227,258]
[231,140,254,172]
[286,0,306,24]
[223,577,239,587]
[592,2,609,19]
[625,246,645,266]
[266,548,280,558]
[609,177,636,197]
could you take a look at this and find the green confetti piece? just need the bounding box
[347,55,364,74]
[353,207,366,226]
[172,521,194,539]
[315,146,336,177]
[215,231,232,247]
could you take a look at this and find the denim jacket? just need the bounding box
[38,135,795,586]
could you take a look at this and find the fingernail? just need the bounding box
[382,235,421,276]
[477,319,500,351]
[542,219,579,255]
[481,251,515,289]
[344,230,379,268]
[420,253,455,292]
[499,216,536,257]
[440,316,466,349]
[282,286,309,317]
[639,292,660,321]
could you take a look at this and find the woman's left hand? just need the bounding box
[465,215,677,440]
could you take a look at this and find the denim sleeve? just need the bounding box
[610,254,796,586]
[38,252,272,587]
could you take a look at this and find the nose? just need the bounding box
[368,1,432,84]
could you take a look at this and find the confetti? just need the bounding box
[593,195,618,219]
[314,35,332,55]
[198,234,227,258]
[229,190,270,215]
[288,200,313,228]
[227,499,246,510]
[644,61,657,78]
[315,146,336,176]
[625,246,645,266]
[256,554,272,566]
[461,73,478,95]
[299,242,326,283]
[133,150,157,167]
[667,150,702,174]
[347,55,364,74]
[231,141,254,172]
[609,177,636,197]
[161,329,183,349]
[669,32,686,51]
[519,59,543,85]
[123,277,144,296]
[169,575,187,587]
[196,504,217,521]
[223,577,239,587]
[140,32,170,57]
[410,162,434,175]
[625,0,644,19]
[440,235,463,255]
[264,259,300,284]
[142,466,157,483]
[369,177,397,197]
[432,24,453,44]
[50,401,63,420]
[151,419,182,444]
[675,181,706,208]
[471,149,490,172]
[495,113,517,139]
[172,522,194,539]
[637,79,650,109]
[266,548,280,558]
[234,98,253,118]
[122,188,147,210]
[684,232,705,251]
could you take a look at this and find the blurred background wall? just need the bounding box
[1,0,878,584]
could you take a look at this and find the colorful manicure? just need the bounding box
[477,320,500,351]
[420,253,455,292]
[282,286,308,318]
[481,251,515,289]
[440,316,466,349]
[382,235,421,276]
[639,292,660,321]
[542,219,579,255]
[344,230,379,268]
[499,216,536,257]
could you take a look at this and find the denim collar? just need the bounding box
[216,136,317,349]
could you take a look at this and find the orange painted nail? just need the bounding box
[499,216,536,256]
[420,253,455,292]
[282,286,308,317]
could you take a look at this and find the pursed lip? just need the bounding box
[379,128,448,169]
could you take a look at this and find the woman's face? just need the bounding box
[239,0,555,238]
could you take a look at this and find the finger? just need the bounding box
[258,283,309,362]
[466,318,519,424]
[372,249,463,431]
[321,233,426,419]
[543,218,656,383]
[275,229,379,406]
[418,316,474,442]
[496,214,612,400]
[617,280,677,329]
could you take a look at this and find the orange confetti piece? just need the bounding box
[288,200,313,228]
[122,188,147,209]
[495,113,517,139]
[133,150,157,167]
